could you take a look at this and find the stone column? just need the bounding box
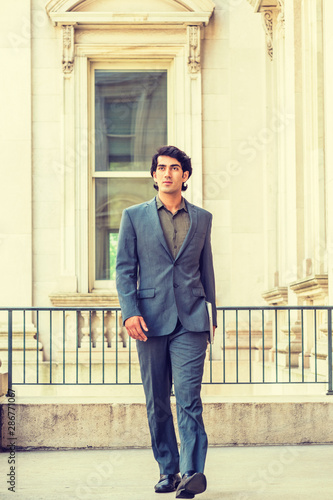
[58,23,78,293]
[323,0,333,303]
[301,0,326,278]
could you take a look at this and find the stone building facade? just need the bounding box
[0,0,332,376]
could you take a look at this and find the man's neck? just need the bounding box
[158,192,183,214]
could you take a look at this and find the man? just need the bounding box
[116,145,217,498]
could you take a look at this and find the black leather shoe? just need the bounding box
[175,471,207,498]
[155,473,181,493]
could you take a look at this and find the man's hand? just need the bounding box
[124,316,148,342]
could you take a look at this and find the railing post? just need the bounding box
[327,307,333,395]
[6,310,13,396]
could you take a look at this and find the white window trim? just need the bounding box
[46,1,214,295]
[75,43,203,293]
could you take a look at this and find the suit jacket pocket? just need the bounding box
[137,288,155,299]
[192,287,206,297]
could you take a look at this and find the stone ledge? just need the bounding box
[262,286,288,305]
[289,275,328,300]
[1,399,333,450]
[49,293,120,308]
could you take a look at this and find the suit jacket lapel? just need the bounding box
[146,198,173,259]
[175,200,198,262]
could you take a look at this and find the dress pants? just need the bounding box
[136,325,209,476]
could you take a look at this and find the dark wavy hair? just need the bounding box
[150,145,192,191]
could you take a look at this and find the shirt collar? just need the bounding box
[156,195,188,213]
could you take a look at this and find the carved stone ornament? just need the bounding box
[262,10,273,61]
[62,24,75,75]
[187,25,201,74]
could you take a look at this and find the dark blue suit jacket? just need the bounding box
[116,197,217,337]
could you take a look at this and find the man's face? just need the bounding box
[153,156,189,195]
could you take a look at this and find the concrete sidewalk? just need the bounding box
[1,445,333,500]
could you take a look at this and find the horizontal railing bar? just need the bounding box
[10,381,328,386]
[0,307,122,312]
[215,306,333,311]
[1,305,333,312]
[11,382,144,386]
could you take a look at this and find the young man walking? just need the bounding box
[116,145,217,498]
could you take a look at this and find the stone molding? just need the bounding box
[246,0,278,13]
[47,0,214,75]
[62,24,76,75]
[49,293,120,308]
[187,25,201,74]
[289,275,328,301]
[46,0,216,13]
[261,10,273,61]
[46,0,215,27]
[262,287,288,306]
[49,12,214,26]
[246,0,286,59]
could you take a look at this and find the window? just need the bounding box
[91,63,168,287]
[47,2,211,298]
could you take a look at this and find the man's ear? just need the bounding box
[182,171,189,182]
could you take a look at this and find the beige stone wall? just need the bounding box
[4,0,328,314]
[0,0,33,309]
[32,0,62,306]
[202,0,266,307]
[1,0,332,384]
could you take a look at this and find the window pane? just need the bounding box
[95,71,167,171]
[95,178,156,280]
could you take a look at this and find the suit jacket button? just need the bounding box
[173,283,179,288]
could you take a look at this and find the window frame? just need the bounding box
[46,2,212,301]
[89,59,173,291]
[72,40,204,296]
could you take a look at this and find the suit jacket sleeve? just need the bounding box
[116,209,141,323]
[200,215,217,327]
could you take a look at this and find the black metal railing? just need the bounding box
[2,306,333,395]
